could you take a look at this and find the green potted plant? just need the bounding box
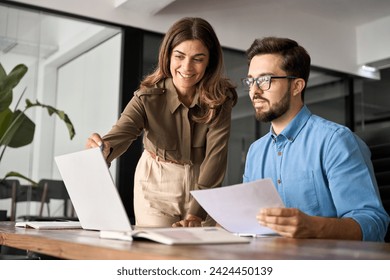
[0,62,75,184]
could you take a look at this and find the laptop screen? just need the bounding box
[55,148,132,232]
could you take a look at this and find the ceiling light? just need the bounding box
[361,65,378,73]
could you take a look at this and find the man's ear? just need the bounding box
[292,78,305,97]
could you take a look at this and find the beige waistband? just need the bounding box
[147,150,183,165]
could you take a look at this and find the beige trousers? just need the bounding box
[134,150,200,227]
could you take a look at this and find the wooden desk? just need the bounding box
[1,222,390,260]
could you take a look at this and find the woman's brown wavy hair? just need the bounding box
[140,17,237,125]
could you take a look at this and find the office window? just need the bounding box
[0,3,122,217]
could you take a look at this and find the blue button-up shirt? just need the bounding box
[243,105,389,241]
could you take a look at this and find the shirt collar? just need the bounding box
[270,105,312,142]
[162,78,200,114]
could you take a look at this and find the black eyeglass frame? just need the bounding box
[241,75,297,91]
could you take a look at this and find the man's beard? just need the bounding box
[254,88,291,122]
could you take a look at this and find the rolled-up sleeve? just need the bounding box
[103,94,145,163]
[326,129,389,241]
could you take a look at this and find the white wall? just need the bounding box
[51,33,121,180]
[357,15,390,65]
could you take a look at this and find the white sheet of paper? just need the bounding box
[191,178,285,236]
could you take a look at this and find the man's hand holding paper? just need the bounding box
[191,178,285,236]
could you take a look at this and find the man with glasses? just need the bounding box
[242,37,389,241]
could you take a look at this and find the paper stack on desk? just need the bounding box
[15,221,82,230]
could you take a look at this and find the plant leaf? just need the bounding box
[0,110,35,148]
[3,171,38,186]
[25,99,76,139]
[0,64,12,113]
[0,64,28,112]
[0,108,13,145]
[0,64,28,93]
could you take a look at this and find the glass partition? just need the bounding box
[0,3,122,219]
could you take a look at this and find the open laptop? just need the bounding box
[51,147,250,245]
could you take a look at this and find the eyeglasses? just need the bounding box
[241,75,297,91]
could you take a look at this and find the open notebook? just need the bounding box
[41,147,249,245]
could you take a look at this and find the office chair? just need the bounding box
[15,179,76,222]
[0,179,19,221]
[0,179,41,259]
[15,183,45,221]
[37,179,76,220]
